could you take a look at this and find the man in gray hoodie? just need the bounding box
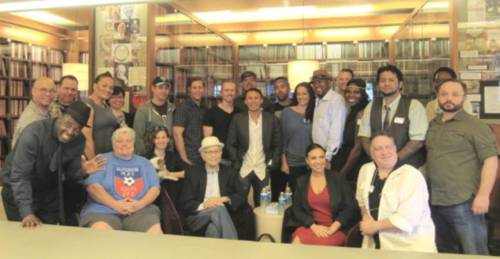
[133,77,176,155]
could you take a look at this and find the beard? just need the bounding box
[380,89,399,97]
[439,101,463,113]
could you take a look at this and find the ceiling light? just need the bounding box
[0,0,158,12]
[13,11,73,25]
[316,28,370,37]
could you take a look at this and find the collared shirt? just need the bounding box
[49,99,67,119]
[425,98,473,123]
[12,101,51,148]
[173,96,207,164]
[1,118,86,218]
[312,89,348,160]
[358,94,428,141]
[240,112,267,180]
[425,109,500,206]
[197,166,221,211]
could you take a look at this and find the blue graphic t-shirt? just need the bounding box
[80,153,160,216]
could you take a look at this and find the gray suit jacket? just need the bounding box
[226,111,282,170]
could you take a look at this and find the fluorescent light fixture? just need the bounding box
[225,33,247,41]
[194,5,375,24]
[2,27,43,41]
[423,2,449,10]
[256,32,303,39]
[156,14,191,24]
[379,26,398,34]
[13,11,73,25]
[316,28,370,37]
[0,0,159,12]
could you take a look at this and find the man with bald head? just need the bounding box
[12,77,56,147]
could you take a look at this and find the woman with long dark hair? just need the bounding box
[331,78,370,183]
[280,82,315,192]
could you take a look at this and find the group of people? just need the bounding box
[0,64,498,256]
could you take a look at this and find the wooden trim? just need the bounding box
[88,8,95,94]
[449,0,459,73]
[389,38,395,65]
[146,3,157,99]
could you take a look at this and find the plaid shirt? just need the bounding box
[12,101,51,148]
[173,96,206,164]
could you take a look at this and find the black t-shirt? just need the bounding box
[202,105,241,159]
[152,101,169,116]
[274,102,289,112]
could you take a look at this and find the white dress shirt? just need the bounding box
[240,112,267,180]
[312,89,348,160]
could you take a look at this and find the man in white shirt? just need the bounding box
[311,70,348,169]
[180,137,246,239]
[227,88,282,206]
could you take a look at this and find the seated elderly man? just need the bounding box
[180,136,246,239]
[356,131,436,252]
[79,127,162,234]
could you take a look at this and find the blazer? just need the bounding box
[180,164,246,216]
[288,170,356,234]
[226,111,282,170]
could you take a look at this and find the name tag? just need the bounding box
[394,117,405,124]
[357,119,361,126]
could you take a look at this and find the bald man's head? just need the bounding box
[32,77,56,109]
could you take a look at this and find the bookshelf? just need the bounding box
[154,4,235,108]
[0,38,65,165]
[238,41,389,97]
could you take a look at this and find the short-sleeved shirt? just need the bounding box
[12,101,51,148]
[81,153,161,217]
[172,96,206,164]
[280,107,312,167]
[49,99,67,118]
[202,105,240,159]
[358,94,428,141]
[81,97,118,154]
[426,109,500,206]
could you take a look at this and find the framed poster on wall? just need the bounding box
[480,80,500,119]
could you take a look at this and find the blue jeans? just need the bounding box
[431,196,488,255]
[239,170,269,207]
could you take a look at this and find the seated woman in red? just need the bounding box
[288,143,356,246]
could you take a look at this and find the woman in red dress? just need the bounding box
[289,144,356,246]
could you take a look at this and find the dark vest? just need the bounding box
[370,95,425,168]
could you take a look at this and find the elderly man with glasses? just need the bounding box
[180,136,246,239]
[11,77,56,148]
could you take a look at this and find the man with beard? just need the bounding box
[426,79,498,255]
[358,65,428,168]
[273,77,292,119]
[311,70,348,170]
[425,67,473,122]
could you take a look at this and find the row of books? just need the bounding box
[32,64,48,79]
[327,43,357,59]
[30,46,64,64]
[9,61,29,78]
[396,40,431,59]
[9,80,29,97]
[156,47,233,65]
[10,43,30,59]
[157,66,174,80]
[358,42,389,59]
[80,52,89,64]
[0,58,7,76]
[238,64,266,79]
[239,46,266,61]
[49,67,62,82]
[207,65,233,80]
[0,100,5,116]
[0,80,5,95]
[266,45,296,61]
[9,100,29,116]
[297,44,324,60]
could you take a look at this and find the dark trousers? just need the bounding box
[270,168,288,202]
[1,184,59,224]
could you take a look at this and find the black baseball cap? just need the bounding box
[152,76,171,88]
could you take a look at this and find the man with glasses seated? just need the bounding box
[11,77,56,148]
[180,136,246,239]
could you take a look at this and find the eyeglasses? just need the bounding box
[204,149,222,156]
[35,87,56,94]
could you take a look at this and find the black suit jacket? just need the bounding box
[226,111,282,170]
[180,164,246,216]
[288,170,356,234]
